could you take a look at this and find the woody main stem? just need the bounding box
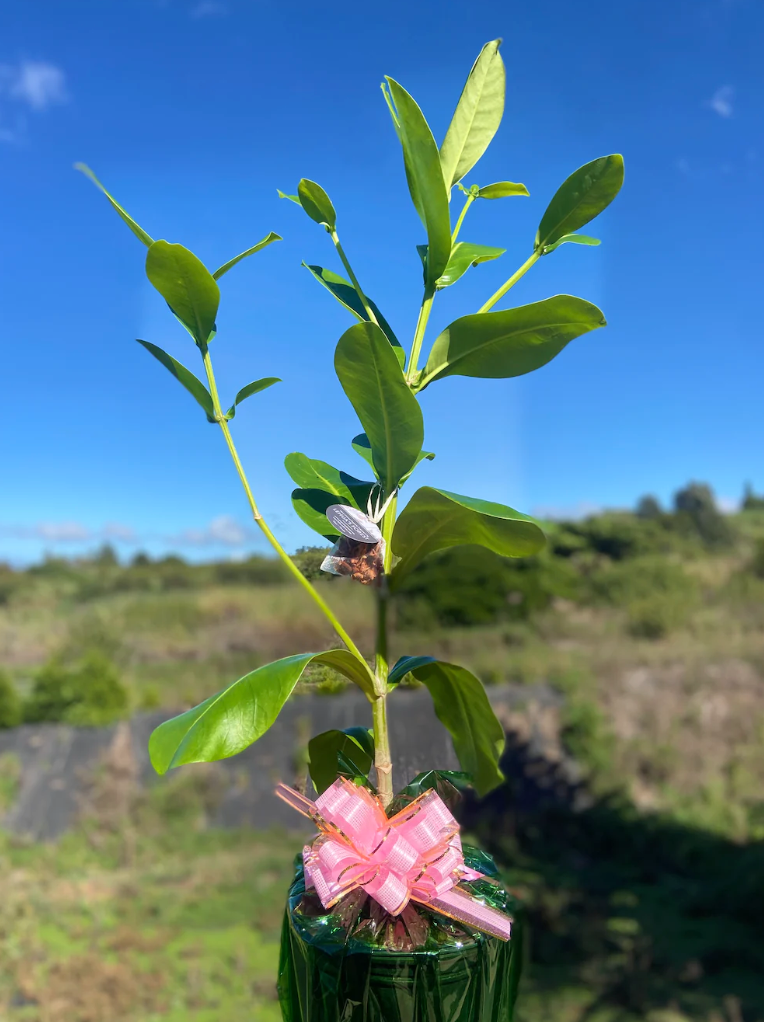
[373,495,397,810]
[201,348,366,665]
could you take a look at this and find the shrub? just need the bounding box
[673,481,735,548]
[0,671,22,729]
[589,555,698,608]
[293,547,332,581]
[626,594,689,640]
[214,555,287,586]
[24,651,128,726]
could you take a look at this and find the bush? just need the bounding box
[293,546,332,581]
[0,671,22,729]
[673,481,735,548]
[626,594,689,639]
[589,556,698,608]
[24,651,128,726]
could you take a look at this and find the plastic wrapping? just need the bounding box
[277,843,523,1022]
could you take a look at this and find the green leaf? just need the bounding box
[406,660,506,797]
[277,190,301,204]
[225,377,280,420]
[383,77,451,289]
[536,155,624,251]
[335,322,424,493]
[145,241,220,347]
[419,295,606,390]
[477,181,529,199]
[297,179,337,230]
[439,40,506,191]
[286,453,376,539]
[149,650,376,774]
[303,265,404,367]
[351,434,434,485]
[388,655,437,686]
[390,486,545,589]
[542,233,601,255]
[213,232,281,280]
[75,163,154,247]
[435,242,505,289]
[308,727,375,794]
[291,489,341,541]
[136,339,215,421]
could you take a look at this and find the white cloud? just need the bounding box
[717,495,740,514]
[173,515,252,547]
[190,1,227,17]
[0,60,68,110]
[103,522,137,542]
[707,85,734,118]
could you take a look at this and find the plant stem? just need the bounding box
[372,494,397,810]
[477,250,540,314]
[200,347,367,668]
[330,230,379,328]
[451,193,475,244]
[406,287,435,385]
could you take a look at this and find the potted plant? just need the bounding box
[78,36,622,1022]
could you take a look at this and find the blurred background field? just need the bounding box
[1,482,764,1020]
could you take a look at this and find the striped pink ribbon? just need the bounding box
[275,778,512,941]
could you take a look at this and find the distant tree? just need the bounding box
[673,482,733,547]
[636,495,662,518]
[131,551,152,567]
[92,544,118,567]
[742,482,764,511]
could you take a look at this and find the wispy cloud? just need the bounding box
[190,1,227,17]
[0,59,68,143]
[707,85,734,118]
[0,516,255,549]
[172,515,252,547]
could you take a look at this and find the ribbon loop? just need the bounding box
[276,778,513,942]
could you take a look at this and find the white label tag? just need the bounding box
[326,504,382,543]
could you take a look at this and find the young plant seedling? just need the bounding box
[79,37,622,811]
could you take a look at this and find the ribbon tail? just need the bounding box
[275,783,320,821]
[425,888,513,942]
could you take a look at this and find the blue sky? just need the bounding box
[0,0,761,563]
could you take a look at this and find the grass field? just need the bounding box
[2,493,764,1020]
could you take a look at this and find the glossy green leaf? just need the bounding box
[145,241,220,347]
[291,488,342,541]
[351,433,376,475]
[419,295,606,389]
[477,181,529,199]
[388,654,437,686]
[75,163,154,247]
[390,486,545,589]
[439,40,506,191]
[149,650,375,774]
[542,233,601,254]
[213,232,281,280]
[277,190,301,204]
[351,434,434,486]
[335,322,424,492]
[287,454,376,539]
[308,727,375,794]
[303,265,404,366]
[536,155,624,251]
[383,77,451,289]
[136,339,215,421]
[297,179,337,230]
[410,660,505,796]
[435,242,505,289]
[225,377,280,420]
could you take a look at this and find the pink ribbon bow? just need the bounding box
[275,777,513,941]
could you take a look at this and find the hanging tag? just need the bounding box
[326,505,382,544]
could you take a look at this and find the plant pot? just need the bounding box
[277,847,523,1022]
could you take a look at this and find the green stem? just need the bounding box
[451,193,475,244]
[201,347,367,668]
[406,287,435,385]
[477,250,540,314]
[373,494,397,810]
[330,230,379,328]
